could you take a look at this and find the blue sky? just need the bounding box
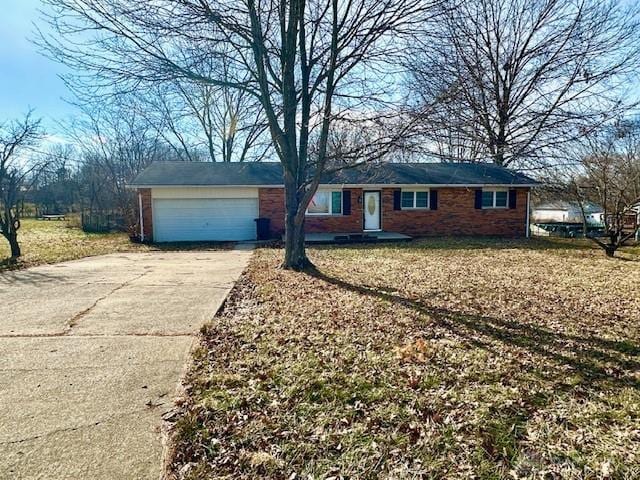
[0,0,74,135]
[2,0,638,140]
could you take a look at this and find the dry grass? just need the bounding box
[168,238,640,480]
[0,218,151,271]
[0,218,234,272]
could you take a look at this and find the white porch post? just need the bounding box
[138,192,145,242]
[526,190,531,238]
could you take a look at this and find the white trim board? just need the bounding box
[130,183,538,189]
[151,187,259,199]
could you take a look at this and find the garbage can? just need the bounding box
[254,217,271,240]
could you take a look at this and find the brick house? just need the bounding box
[130,162,538,242]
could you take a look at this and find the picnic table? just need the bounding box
[41,214,66,221]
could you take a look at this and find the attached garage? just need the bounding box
[131,162,538,242]
[151,187,260,242]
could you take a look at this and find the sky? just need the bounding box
[0,0,75,137]
[2,0,639,144]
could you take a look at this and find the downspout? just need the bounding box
[138,192,145,242]
[526,189,531,238]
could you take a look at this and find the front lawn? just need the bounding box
[0,218,236,272]
[168,238,640,479]
[0,218,150,271]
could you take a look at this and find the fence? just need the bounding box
[81,211,127,233]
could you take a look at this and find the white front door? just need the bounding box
[363,191,381,230]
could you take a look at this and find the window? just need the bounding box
[416,191,428,208]
[401,190,429,209]
[331,191,342,214]
[482,189,508,209]
[401,191,414,208]
[482,191,494,208]
[307,190,342,215]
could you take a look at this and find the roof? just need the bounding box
[534,200,603,213]
[130,161,539,187]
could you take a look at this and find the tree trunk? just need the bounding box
[8,232,21,258]
[577,202,588,238]
[604,232,617,257]
[283,214,309,270]
[282,174,312,271]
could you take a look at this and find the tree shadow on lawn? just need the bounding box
[302,267,640,471]
[308,267,640,392]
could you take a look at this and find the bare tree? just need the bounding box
[570,120,640,256]
[40,0,431,269]
[0,112,44,258]
[568,177,590,238]
[408,0,640,167]
[143,78,271,163]
[136,86,203,163]
[556,120,640,257]
[67,99,171,226]
[132,52,271,163]
[30,143,82,216]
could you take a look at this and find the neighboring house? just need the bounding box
[129,162,538,242]
[532,201,604,226]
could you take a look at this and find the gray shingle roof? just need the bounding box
[130,161,538,187]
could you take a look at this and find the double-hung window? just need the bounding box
[307,190,342,215]
[401,190,429,209]
[482,189,508,209]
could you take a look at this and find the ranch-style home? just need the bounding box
[130,161,538,242]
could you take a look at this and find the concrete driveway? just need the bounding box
[0,249,251,480]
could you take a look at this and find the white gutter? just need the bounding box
[138,192,145,242]
[526,190,531,238]
[126,184,284,189]
[127,183,540,189]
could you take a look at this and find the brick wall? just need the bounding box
[137,188,153,241]
[259,186,529,237]
[150,186,529,241]
[306,188,363,233]
[259,188,364,237]
[381,187,529,236]
[258,188,286,237]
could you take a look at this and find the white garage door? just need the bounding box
[153,198,258,242]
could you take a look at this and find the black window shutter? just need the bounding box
[430,190,438,210]
[393,189,401,210]
[342,189,351,215]
[508,189,517,209]
[474,189,483,209]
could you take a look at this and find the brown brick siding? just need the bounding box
[306,188,363,233]
[137,188,153,241]
[259,188,364,236]
[143,186,529,241]
[258,188,286,237]
[259,186,529,237]
[381,187,529,236]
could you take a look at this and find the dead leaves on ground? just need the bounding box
[168,240,640,480]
